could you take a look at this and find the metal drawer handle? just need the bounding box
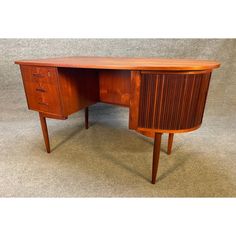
[38,102,48,106]
[32,73,44,78]
[36,88,46,93]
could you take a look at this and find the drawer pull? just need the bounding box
[32,73,44,78]
[38,102,48,106]
[36,88,46,93]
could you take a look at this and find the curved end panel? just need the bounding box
[137,71,211,133]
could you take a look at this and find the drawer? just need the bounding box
[23,79,62,115]
[22,66,58,84]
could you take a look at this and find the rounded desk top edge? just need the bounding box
[15,56,221,71]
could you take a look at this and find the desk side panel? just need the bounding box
[58,68,99,116]
[129,71,141,129]
[99,70,131,107]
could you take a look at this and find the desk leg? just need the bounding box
[85,107,89,129]
[39,112,50,153]
[167,133,174,155]
[152,133,162,184]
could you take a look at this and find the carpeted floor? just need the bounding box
[0,39,236,197]
[0,89,236,197]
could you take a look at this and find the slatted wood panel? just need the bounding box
[138,72,211,131]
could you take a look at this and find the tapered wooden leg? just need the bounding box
[152,133,162,184]
[167,133,174,155]
[85,107,89,129]
[39,113,50,153]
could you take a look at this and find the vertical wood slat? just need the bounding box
[195,73,212,124]
[138,72,212,131]
[129,71,141,129]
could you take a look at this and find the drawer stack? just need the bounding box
[20,66,63,116]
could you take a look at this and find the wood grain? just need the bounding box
[152,133,162,184]
[20,65,63,116]
[129,71,141,129]
[138,72,212,132]
[167,133,174,155]
[39,112,50,153]
[15,56,220,71]
[57,68,99,116]
[99,70,131,106]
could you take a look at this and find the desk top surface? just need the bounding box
[15,56,220,71]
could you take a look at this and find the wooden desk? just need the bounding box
[15,56,220,184]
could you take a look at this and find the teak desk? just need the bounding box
[15,56,220,184]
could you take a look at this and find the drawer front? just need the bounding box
[23,66,58,84]
[20,66,63,115]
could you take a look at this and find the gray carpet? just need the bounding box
[0,39,236,197]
